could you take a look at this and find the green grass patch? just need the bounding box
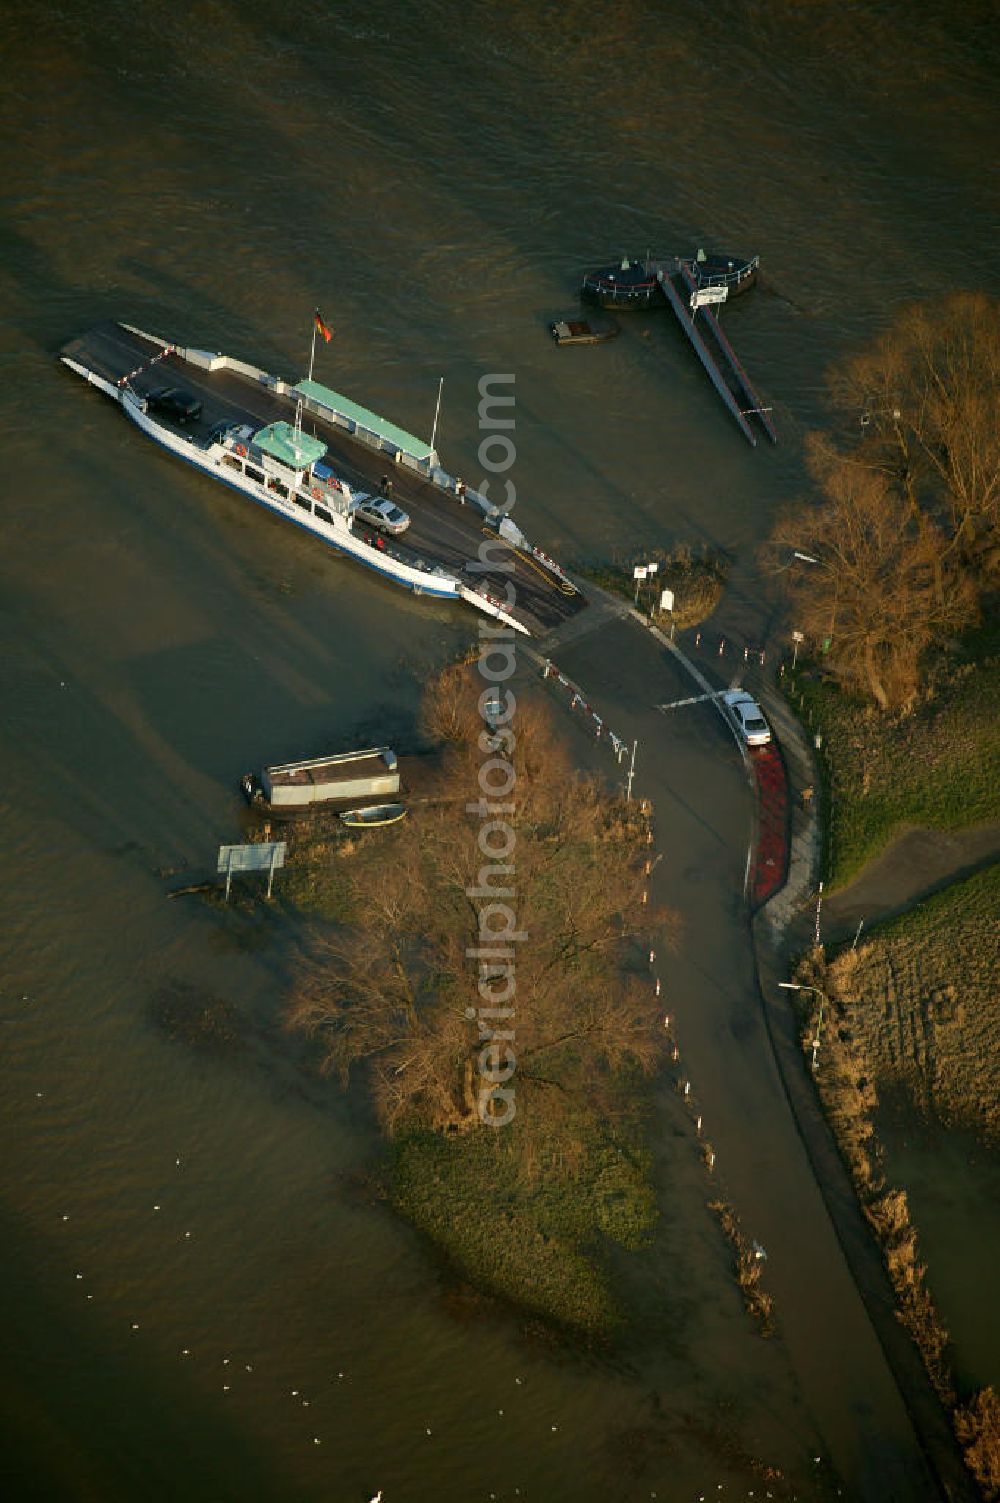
[784,618,1000,888]
[576,545,727,629]
[278,824,359,919]
[865,855,1000,951]
[391,1111,657,1334]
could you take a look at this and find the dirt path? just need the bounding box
[822,824,1000,943]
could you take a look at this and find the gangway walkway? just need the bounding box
[656,270,758,446]
[676,262,778,444]
[653,263,776,447]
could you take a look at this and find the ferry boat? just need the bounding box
[60,321,586,639]
[581,250,759,310]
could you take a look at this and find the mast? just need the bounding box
[292,397,305,468]
[429,376,443,466]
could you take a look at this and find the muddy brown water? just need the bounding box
[876,1108,1000,1396]
[2,2,999,1498]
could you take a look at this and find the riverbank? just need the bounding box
[601,598,981,1498]
[790,906,1000,1502]
[749,648,996,1500]
[782,617,1000,889]
[827,861,1000,1145]
[538,612,944,1497]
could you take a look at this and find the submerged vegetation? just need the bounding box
[768,292,1000,712]
[392,1108,655,1333]
[152,980,246,1054]
[793,865,1000,1497]
[708,1200,774,1336]
[283,667,673,1331]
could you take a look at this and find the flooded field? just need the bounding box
[2,1,998,1497]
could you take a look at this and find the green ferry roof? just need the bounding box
[254,421,327,470]
[293,379,432,461]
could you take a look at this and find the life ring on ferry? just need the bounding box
[234,443,247,458]
[311,486,322,500]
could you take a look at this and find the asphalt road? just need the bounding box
[539,613,952,1502]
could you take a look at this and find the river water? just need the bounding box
[2,2,998,1499]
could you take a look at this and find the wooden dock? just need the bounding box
[651,263,776,447]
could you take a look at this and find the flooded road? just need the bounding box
[2,1,999,1497]
[551,617,943,1499]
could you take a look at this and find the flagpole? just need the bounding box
[307,321,318,383]
[429,376,443,465]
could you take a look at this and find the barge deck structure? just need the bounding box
[60,321,587,639]
[580,251,758,311]
[579,250,774,447]
[243,746,401,815]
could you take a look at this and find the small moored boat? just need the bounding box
[339,802,407,828]
[549,316,619,346]
[243,747,400,816]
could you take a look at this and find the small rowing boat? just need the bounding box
[339,802,407,828]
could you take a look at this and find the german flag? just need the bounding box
[314,308,334,343]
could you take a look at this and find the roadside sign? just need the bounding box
[690,285,728,309]
[792,630,804,642]
[217,840,286,900]
[633,565,648,580]
[660,588,674,612]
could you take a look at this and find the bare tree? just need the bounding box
[825,292,1000,574]
[768,458,977,709]
[287,672,674,1136]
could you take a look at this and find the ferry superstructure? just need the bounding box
[60,322,585,638]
